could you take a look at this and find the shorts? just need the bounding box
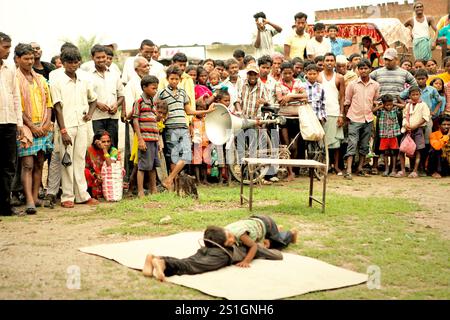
[410,127,425,151]
[138,141,160,171]
[379,137,399,151]
[192,143,211,165]
[165,128,192,164]
[345,121,372,157]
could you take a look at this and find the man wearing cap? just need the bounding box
[370,48,417,173]
[235,64,269,119]
[336,55,358,86]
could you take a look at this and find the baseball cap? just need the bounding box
[383,48,398,61]
[246,64,259,74]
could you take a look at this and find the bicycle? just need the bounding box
[227,105,328,184]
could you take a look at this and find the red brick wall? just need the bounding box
[315,0,448,25]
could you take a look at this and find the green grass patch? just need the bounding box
[90,179,448,299]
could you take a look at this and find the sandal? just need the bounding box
[382,171,389,177]
[371,168,379,175]
[408,172,418,178]
[25,205,37,215]
[357,171,369,177]
[344,172,353,180]
[389,172,397,178]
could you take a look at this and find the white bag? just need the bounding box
[298,104,325,141]
[101,162,123,202]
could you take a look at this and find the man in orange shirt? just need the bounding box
[428,114,450,178]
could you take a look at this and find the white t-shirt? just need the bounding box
[306,37,332,58]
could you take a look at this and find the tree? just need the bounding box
[61,35,100,63]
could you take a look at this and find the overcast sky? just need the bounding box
[0,0,415,61]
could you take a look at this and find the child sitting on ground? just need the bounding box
[132,75,161,197]
[190,102,211,185]
[428,114,450,178]
[372,94,401,177]
[396,86,430,178]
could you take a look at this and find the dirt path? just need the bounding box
[0,175,448,299]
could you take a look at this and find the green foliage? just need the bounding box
[60,35,100,63]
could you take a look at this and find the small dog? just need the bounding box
[175,171,199,199]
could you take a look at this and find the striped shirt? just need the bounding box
[132,93,159,142]
[369,67,417,98]
[274,78,304,117]
[302,81,326,121]
[225,218,266,245]
[238,79,269,119]
[157,86,189,129]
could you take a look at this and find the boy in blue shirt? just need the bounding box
[327,25,356,56]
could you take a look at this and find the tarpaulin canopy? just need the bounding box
[312,18,412,49]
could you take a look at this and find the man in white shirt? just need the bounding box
[50,48,99,208]
[307,23,332,60]
[0,32,24,216]
[121,39,165,84]
[252,12,283,59]
[89,45,124,148]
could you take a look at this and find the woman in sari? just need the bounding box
[85,130,120,199]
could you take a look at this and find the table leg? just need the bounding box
[309,167,314,207]
[322,172,327,213]
[249,164,254,211]
[240,163,244,205]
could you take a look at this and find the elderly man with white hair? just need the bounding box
[335,55,358,86]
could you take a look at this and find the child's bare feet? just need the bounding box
[142,254,154,277]
[263,239,271,248]
[287,174,295,182]
[138,191,145,198]
[162,179,173,192]
[290,228,299,244]
[432,172,442,179]
[152,257,166,281]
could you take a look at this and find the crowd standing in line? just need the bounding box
[1,3,450,216]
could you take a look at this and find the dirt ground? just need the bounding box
[0,175,448,299]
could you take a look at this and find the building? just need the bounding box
[315,0,449,65]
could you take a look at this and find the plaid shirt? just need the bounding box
[378,108,401,138]
[302,81,326,121]
[238,79,269,119]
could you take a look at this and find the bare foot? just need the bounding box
[152,257,166,281]
[263,239,271,248]
[138,192,145,198]
[162,179,173,192]
[287,174,295,182]
[290,228,299,244]
[432,172,442,179]
[142,254,154,277]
